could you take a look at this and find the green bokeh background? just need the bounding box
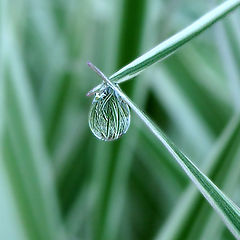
[1,0,240,240]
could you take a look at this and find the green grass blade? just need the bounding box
[139,126,188,188]
[109,0,240,83]
[88,2,149,239]
[215,19,240,112]
[98,74,240,239]
[197,147,240,239]
[154,115,240,239]
[0,160,29,240]
[2,12,67,239]
[150,68,215,158]
[0,1,27,239]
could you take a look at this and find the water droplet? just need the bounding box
[89,84,130,141]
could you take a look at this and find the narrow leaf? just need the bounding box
[3,15,67,240]
[109,0,240,83]
[98,73,240,239]
[154,114,240,240]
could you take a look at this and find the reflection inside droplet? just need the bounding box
[88,84,130,141]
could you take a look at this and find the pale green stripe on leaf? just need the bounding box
[154,114,240,240]
[109,0,240,83]
[101,75,240,239]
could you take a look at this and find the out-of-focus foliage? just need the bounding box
[1,0,240,240]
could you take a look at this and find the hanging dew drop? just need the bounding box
[88,84,130,141]
[87,62,131,141]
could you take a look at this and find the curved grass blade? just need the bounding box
[91,69,240,239]
[109,0,240,84]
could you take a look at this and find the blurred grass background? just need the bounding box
[1,0,240,240]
